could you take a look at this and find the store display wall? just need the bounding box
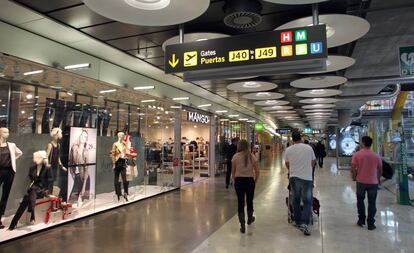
[0,74,178,242]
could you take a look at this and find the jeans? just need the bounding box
[234,177,255,214]
[356,182,378,225]
[290,177,313,225]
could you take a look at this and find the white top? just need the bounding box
[284,143,316,181]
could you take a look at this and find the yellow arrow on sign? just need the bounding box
[168,54,179,68]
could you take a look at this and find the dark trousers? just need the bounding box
[356,182,378,225]
[0,168,14,216]
[234,177,255,214]
[226,160,232,187]
[318,156,324,167]
[114,160,129,197]
[10,187,45,228]
[290,177,313,225]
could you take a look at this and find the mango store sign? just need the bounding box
[187,111,210,124]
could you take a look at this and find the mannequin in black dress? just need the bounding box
[46,128,67,198]
[0,127,23,229]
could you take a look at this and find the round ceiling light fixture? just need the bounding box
[242,92,284,100]
[298,55,355,74]
[124,0,170,10]
[82,0,209,26]
[253,100,289,106]
[302,104,336,109]
[275,14,370,48]
[262,105,293,111]
[291,76,347,89]
[299,98,339,104]
[243,81,261,88]
[296,89,342,98]
[227,81,277,92]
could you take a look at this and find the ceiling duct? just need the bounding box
[223,0,262,29]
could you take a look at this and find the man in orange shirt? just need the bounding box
[351,136,382,230]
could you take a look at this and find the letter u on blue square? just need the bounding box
[310,42,323,54]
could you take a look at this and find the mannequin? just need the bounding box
[0,127,23,229]
[9,151,53,230]
[46,128,67,197]
[111,132,129,201]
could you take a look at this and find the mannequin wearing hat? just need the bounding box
[9,151,53,230]
[0,127,23,229]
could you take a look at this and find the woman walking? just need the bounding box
[232,139,260,233]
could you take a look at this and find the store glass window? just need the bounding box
[0,79,10,127]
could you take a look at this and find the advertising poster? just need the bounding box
[68,127,97,203]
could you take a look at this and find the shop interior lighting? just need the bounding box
[99,89,116,94]
[230,121,238,123]
[141,99,156,103]
[220,119,229,121]
[197,104,212,108]
[239,118,248,121]
[215,110,228,113]
[170,105,181,109]
[172,97,189,101]
[247,120,256,123]
[64,63,91,70]
[67,91,73,96]
[134,85,155,90]
[23,70,44,76]
[229,114,239,117]
[26,94,33,99]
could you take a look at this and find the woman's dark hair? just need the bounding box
[361,136,373,148]
[237,139,251,167]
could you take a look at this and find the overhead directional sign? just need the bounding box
[276,128,291,135]
[165,25,327,74]
[399,46,414,77]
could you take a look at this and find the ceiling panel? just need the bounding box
[48,5,112,28]
[10,0,396,126]
[107,37,157,51]
[15,0,82,13]
[127,47,165,59]
[81,22,175,41]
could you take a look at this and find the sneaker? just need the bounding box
[291,221,300,229]
[357,220,365,227]
[367,224,376,230]
[300,225,311,236]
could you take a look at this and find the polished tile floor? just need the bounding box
[0,156,413,253]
